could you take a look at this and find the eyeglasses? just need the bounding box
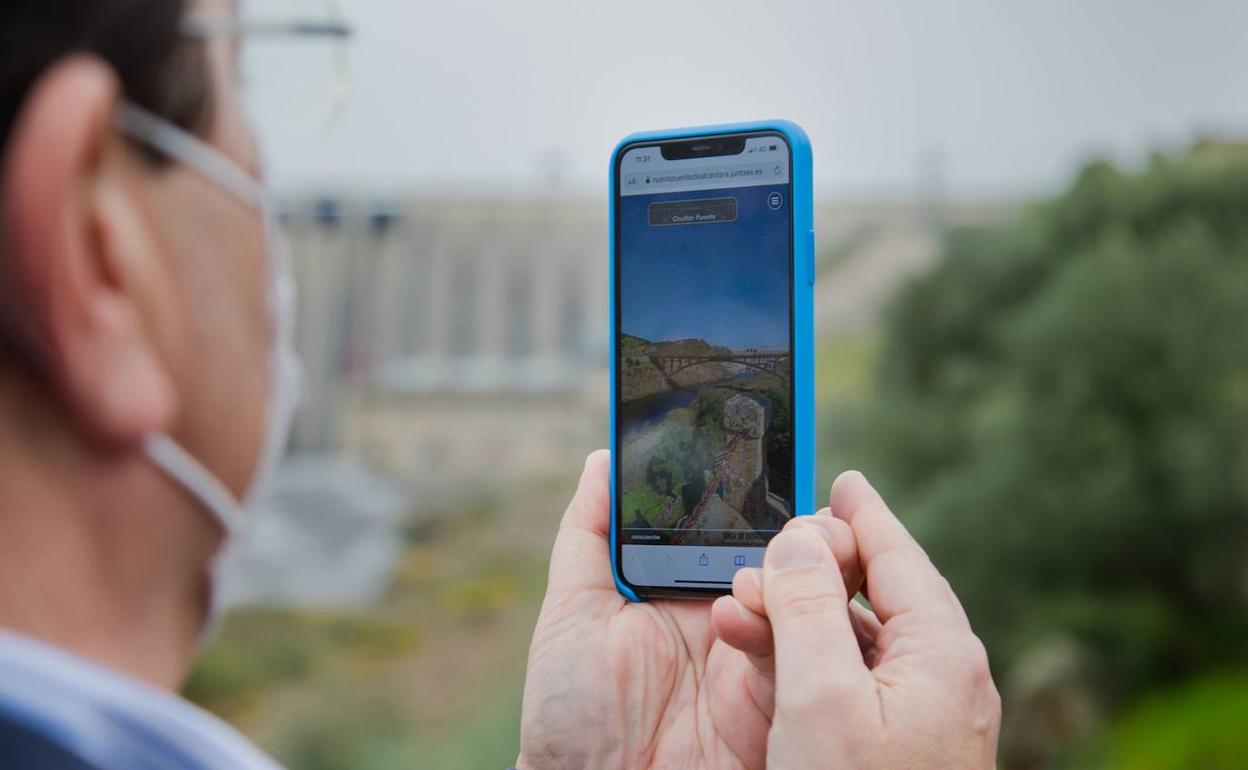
[183,0,355,145]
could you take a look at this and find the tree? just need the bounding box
[858,147,1248,759]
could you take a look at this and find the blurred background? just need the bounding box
[185,1,1248,768]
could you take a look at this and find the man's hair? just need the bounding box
[1,0,213,164]
[0,0,213,364]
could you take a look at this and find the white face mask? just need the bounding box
[114,103,303,646]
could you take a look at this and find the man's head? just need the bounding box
[0,0,271,509]
[0,0,276,679]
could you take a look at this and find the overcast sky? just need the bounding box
[252,0,1248,199]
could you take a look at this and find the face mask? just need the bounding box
[114,103,303,646]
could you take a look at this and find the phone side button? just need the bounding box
[806,229,816,286]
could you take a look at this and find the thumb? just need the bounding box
[545,450,616,598]
[762,527,873,706]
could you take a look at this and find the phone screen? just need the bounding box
[614,131,795,593]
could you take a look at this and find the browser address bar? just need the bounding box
[621,161,788,195]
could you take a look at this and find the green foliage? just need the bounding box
[621,334,654,356]
[644,416,715,520]
[1080,671,1248,770]
[622,483,669,529]
[858,148,1248,755]
[693,387,734,449]
[815,334,879,494]
[629,388,768,528]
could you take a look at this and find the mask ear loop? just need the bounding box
[112,102,261,538]
[142,434,245,536]
[114,103,268,648]
[143,432,247,649]
[114,104,264,207]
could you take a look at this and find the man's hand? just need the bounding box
[713,471,1002,769]
[517,451,858,770]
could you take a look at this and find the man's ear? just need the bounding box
[1,55,177,447]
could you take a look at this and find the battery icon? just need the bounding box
[769,144,777,151]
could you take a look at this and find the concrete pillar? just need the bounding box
[721,394,768,514]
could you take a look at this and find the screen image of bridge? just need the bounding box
[619,333,793,547]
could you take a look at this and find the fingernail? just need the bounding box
[829,470,868,511]
[768,528,825,571]
[833,471,863,496]
[745,567,762,592]
[735,598,754,622]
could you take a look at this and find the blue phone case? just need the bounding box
[608,119,816,602]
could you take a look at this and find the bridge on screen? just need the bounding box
[644,348,790,379]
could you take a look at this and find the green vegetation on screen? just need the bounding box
[623,384,790,529]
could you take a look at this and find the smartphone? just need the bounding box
[609,121,815,600]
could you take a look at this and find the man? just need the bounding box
[0,1,1000,768]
